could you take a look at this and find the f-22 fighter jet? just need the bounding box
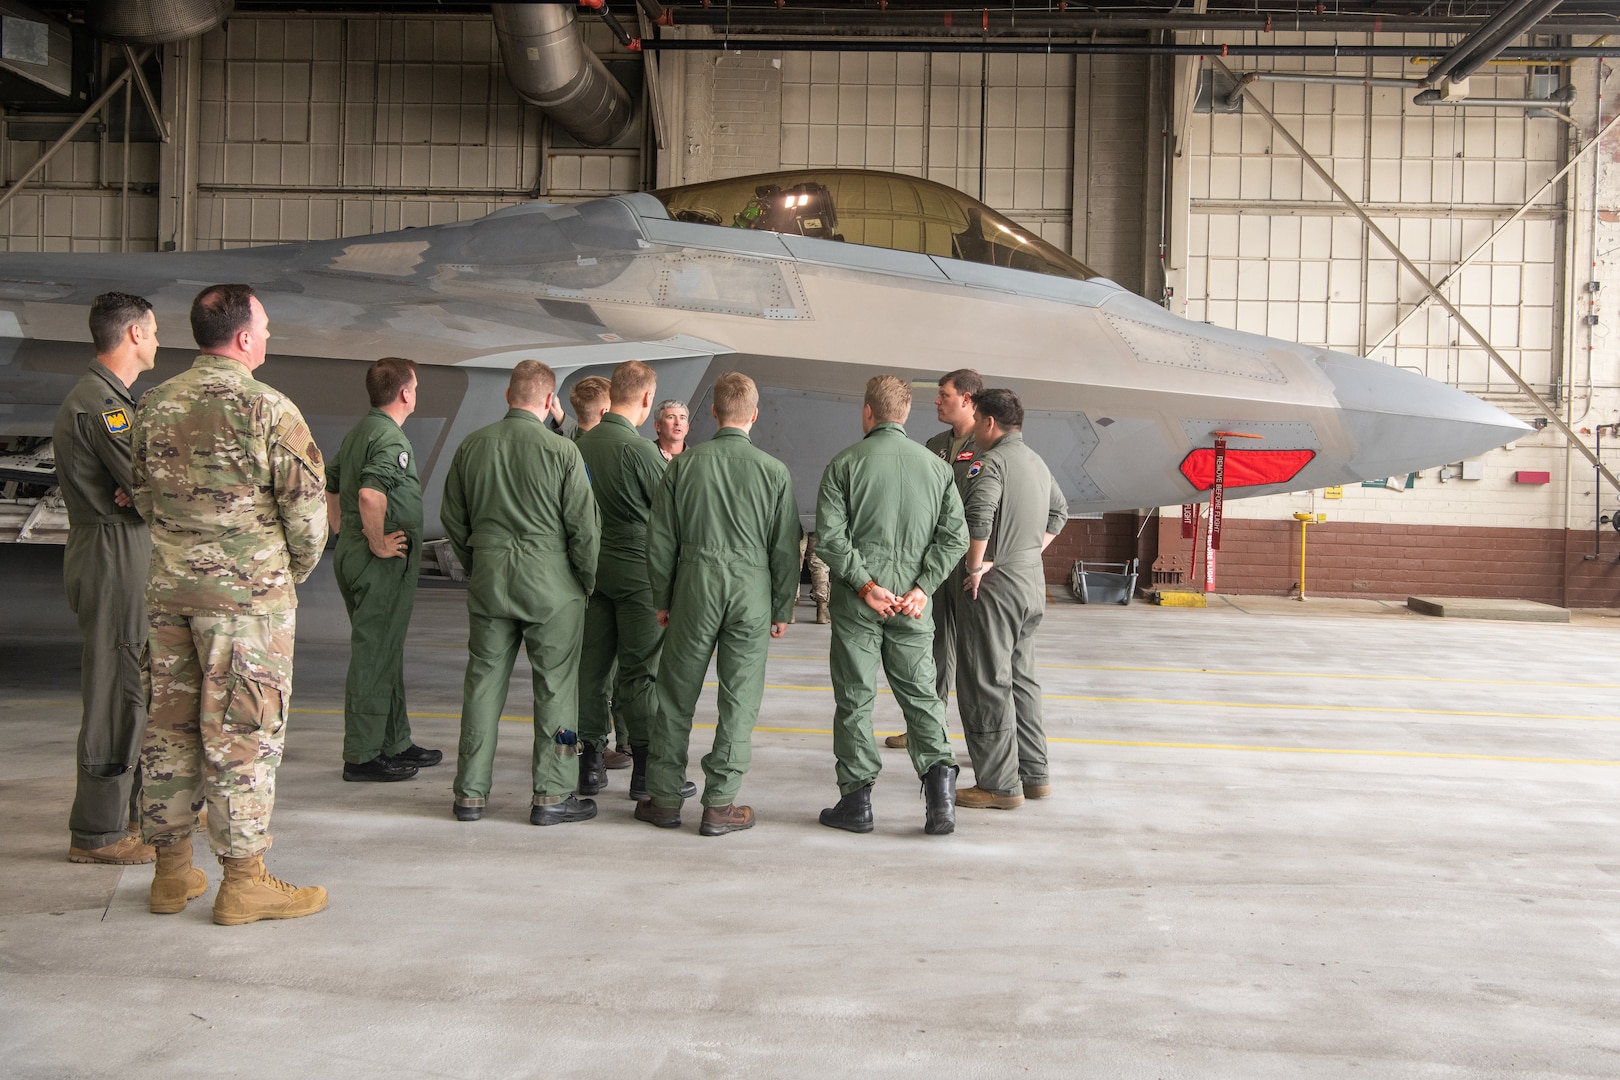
[0,168,1528,540]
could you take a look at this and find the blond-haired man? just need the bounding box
[640,373,799,835]
[441,360,601,825]
[814,376,968,833]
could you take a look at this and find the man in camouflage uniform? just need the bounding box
[886,367,980,751]
[53,292,160,865]
[134,284,330,924]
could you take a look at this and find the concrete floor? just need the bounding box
[4,563,1620,1078]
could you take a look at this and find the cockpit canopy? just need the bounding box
[650,169,1098,282]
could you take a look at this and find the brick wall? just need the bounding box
[1146,514,1620,608]
[1041,512,1157,584]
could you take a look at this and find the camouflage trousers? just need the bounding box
[798,531,830,605]
[139,610,295,859]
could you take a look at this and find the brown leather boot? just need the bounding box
[212,854,328,926]
[634,799,682,828]
[955,786,1024,810]
[149,834,209,914]
[883,733,909,749]
[1023,783,1052,799]
[68,833,155,864]
[699,803,755,836]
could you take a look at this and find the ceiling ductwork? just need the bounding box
[492,3,634,148]
[84,0,234,44]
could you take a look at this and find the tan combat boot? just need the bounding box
[815,602,830,624]
[149,834,210,914]
[955,786,1024,810]
[212,854,328,926]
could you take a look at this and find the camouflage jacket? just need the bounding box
[133,354,327,615]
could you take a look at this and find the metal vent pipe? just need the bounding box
[85,0,234,44]
[492,4,634,147]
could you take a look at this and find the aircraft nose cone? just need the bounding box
[1317,352,1532,479]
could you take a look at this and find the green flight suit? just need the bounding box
[815,422,968,794]
[52,360,150,849]
[956,431,1068,795]
[924,427,977,705]
[645,427,799,808]
[576,412,667,752]
[327,408,423,764]
[441,408,600,805]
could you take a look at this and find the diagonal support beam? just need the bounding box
[122,45,171,144]
[1213,57,1620,495]
[1367,110,1620,356]
[0,50,151,214]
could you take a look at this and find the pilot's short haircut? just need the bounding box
[190,283,257,351]
[864,375,912,424]
[508,358,556,408]
[569,375,611,415]
[610,360,657,406]
[939,368,983,399]
[974,387,1023,430]
[88,292,154,354]
[366,357,417,408]
[656,399,688,421]
[711,372,759,425]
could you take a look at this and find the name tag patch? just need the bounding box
[101,408,130,434]
[955,450,974,462]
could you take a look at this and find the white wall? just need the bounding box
[1172,34,1620,532]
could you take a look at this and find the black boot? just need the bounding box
[577,744,607,796]
[923,763,958,835]
[628,746,650,801]
[628,746,697,801]
[819,784,874,833]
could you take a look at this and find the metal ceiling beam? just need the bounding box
[0,51,150,213]
[637,39,1620,57]
[121,44,170,143]
[1213,55,1620,494]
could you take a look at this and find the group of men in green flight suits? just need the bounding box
[327,355,1067,834]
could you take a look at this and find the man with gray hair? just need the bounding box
[653,398,688,461]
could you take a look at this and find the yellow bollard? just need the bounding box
[1292,511,1326,601]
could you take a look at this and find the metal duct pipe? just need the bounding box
[1448,0,1568,84]
[656,10,1620,37]
[635,39,1620,59]
[1424,0,1553,86]
[1412,85,1577,106]
[85,0,233,44]
[1239,72,1424,89]
[492,4,634,148]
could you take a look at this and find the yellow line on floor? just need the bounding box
[1035,662,1620,690]
[764,655,1620,690]
[282,708,1620,767]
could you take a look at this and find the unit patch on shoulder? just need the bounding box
[101,408,131,434]
[397,450,410,469]
[966,460,982,478]
[955,450,974,462]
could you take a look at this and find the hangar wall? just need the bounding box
[1150,38,1620,605]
